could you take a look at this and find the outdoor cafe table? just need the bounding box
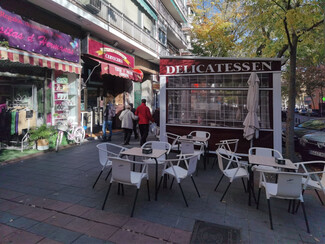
[247,154,298,206]
[120,147,167,201]
[179,135,209,169]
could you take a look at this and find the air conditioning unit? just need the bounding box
[80,0,101,14]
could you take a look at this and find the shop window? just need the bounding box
[166,74,272,129]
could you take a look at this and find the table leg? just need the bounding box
[248,166,252,206]
[155,158,158,201]
[204,145,207,170]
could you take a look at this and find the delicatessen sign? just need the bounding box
[160,58,281,75]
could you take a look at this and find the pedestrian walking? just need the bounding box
[153,107,160,127]
[129,103,139,140]
[119,105,138,145]
[102,102,116,141]
[135,99,154,146]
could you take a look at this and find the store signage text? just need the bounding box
[165,62,272,75]
[88,38,135,68]
[0,7,80,62]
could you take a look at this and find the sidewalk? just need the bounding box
[0,132,324,243]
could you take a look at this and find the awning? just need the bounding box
[136,0,157,21]
[0,47,81,74]
[87,56,143,82]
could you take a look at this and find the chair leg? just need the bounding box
[147,180,150,201]
[241,178,247,193]
[92,170,103,189]
[256,188,261,209]
[214,174,224,191]
[191,176,200,198]
[295,189,305,213]
[105,168,112,181]
[211,156,217,169]
[157,176,164,192]
[170,178,175,190]
[117,183,120,195]
[315,189,324,205]
[130,189,139,217]
[178,183,188,207]
[267,199,273,230]
[291,200,296,214]
[301,202,310,233]
[220,182,231,202]
[288,200,292,213]
[102,182,112,210]
[121,184,124,196]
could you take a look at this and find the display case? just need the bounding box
[52,74,78,126]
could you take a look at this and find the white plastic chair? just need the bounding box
[166,132,181,152]
[158,154,200,207]
[188,130,211,154]
[294,161,325,206]
[178,141,203,159]
[141,141,171,164]
[249,147,283,184]
[214,148,249,202]
[93,143,127,189]
[255,169,310,233]
[212,139,239,169]
[101,157,150,217]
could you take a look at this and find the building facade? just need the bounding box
[0,0,191,134]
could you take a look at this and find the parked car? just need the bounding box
[282,119,325,148]
[299,108,307,115]
[309,109,320,117]
[299,131,325,160]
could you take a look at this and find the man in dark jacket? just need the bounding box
[129,103,138,140]
[135,99,154,146]
[102,102,116,141]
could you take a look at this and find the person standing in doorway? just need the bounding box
[102,102,116,141]
[135,99,154,146]
[129,103,138,140]
[119,105,138,145]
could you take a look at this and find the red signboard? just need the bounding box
[160,58,282,75]
[88,37,134,68]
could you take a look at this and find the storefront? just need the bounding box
[0,7,81,145]
[81,36,143,130]
[159,57,283,153]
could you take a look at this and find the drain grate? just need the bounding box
[190,220,241,244]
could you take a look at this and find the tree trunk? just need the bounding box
[285,36,298,161]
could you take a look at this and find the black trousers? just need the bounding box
[132,120,138,139]
[139,124,149,146]
[123,128,132,144]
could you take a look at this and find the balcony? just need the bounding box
[105,3,170,57]
[157,1,188,47]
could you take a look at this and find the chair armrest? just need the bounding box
[306,170,325,175]
[177,153,195,157]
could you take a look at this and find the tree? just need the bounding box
[190,0,324,160]
[296,64,325,110]
[190,0,242,57]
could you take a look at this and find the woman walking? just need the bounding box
[119,105,138,145]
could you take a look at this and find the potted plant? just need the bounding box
[28,125,56,151]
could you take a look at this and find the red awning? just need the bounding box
[101,62,135,80]
[86,55,143,82]
[0,47,81,74]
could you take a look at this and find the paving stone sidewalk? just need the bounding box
[0,133,324,243]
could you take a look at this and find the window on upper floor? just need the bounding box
[159,28,167,46]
